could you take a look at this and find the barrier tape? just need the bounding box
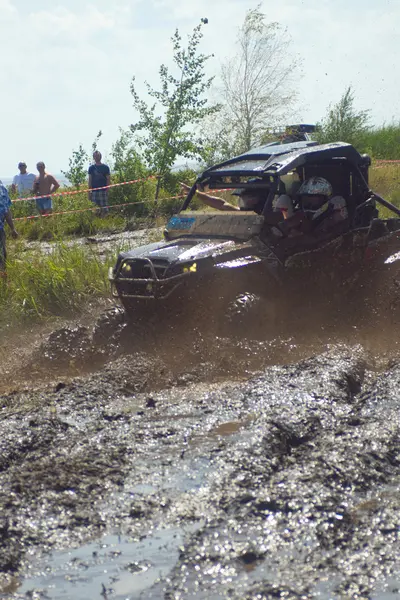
[374,160,400,169]
[13,194,185,222]
[10,161,400,205]
[375,159,400,164]
[12,175,158,204]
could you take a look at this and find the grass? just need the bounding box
[370,163,400,204]
[369,163,400,217]
[0,243,113,330]
[11,183,167,241]
[361,124,400,160]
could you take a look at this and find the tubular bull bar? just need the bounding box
[108,257,191,301]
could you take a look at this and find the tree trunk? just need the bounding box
[155,177,162,201]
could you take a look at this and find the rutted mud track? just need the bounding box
[2,243,400,598]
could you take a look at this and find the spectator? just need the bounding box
[88,151,111,216]
[11,162,36,196]
[0,181,18,276]
[33,162,60,215]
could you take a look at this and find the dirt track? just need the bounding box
[1,298,400,599]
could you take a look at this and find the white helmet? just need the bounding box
[298,176,332,197]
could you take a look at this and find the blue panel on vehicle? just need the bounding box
[167,216,196,230]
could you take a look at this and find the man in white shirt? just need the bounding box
[11,162,36,196]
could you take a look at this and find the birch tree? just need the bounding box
[220,5,300,153]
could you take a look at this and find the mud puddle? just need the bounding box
[14,527,194,600]
[22,227,164,260]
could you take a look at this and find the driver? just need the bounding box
[297,176,348,227]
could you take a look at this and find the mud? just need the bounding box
[2,236,400,598]
[22,228,164,260]
[0,306,400,600]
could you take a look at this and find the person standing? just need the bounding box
[88,151,110,215]
[11,162,36,196]
[0,181,18,276]
[33,162,60,215]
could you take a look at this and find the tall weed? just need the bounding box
[0,243,111,328]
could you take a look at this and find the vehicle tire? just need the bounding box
[222,292,278,337]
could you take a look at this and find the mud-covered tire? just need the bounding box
[221,293,278,337]
[92,307,126,346]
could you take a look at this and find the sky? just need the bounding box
[1,0,399,177]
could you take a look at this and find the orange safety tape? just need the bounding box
[13,194,185,222]
[12,175,158,204]
[375,159,400,164]
[373,161,400,169]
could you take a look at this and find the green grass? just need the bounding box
[370,163,400,217]
[360,124,400,160]
[0,243,112,329]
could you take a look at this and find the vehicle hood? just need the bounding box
[117,237,252,267]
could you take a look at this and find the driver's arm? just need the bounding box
[180,182,239,212]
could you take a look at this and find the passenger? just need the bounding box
[179,182,266,214]
[232,186,267,214]
[273,171,302,220]
[274,194,295,219]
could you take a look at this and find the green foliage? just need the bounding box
[108,128,153,213]
[0,243,111,327]
[61,131,104,188]
[61,144,89,189]
[359,124,400,159]
[130,19,220,197]
[370,163,400,213]
[199,120,243,167]
[111,129,147,183]
[162,168,197,196]
[316,86,370,149]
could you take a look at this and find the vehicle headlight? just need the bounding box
[183,262,197,273]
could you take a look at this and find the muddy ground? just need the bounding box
[2,235,400,598]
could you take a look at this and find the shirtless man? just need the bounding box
[33,162,60,215]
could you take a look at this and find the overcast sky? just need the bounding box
[1,0,399,177]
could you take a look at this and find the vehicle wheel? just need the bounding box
[92,306,126,347]
[222,293,278,337]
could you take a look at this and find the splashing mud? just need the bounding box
[1,253,400,599]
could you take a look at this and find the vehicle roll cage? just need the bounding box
[180,142,400,219]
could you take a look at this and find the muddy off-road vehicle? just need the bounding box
[109,139,400,326]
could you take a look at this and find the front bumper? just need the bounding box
[109,257,193,301]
